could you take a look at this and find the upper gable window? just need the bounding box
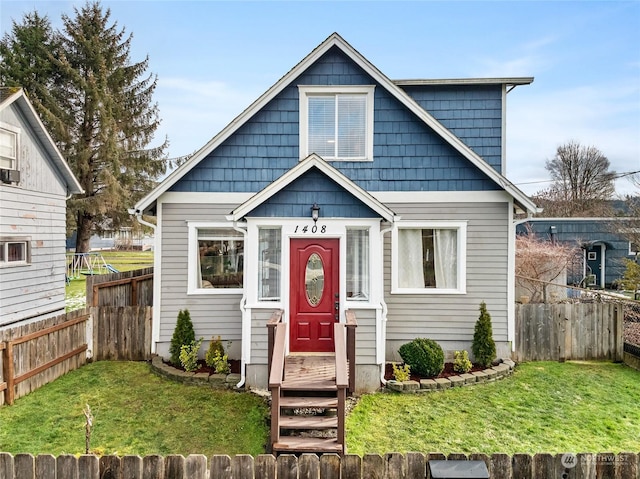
[299,86,374,161]
[0,125,19,170]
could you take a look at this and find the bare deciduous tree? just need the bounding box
[534,141,616,217]
[516,227,580,302]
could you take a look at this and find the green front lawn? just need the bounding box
[1,360,638,456]
[346,361,640,455]
[0,362,269,456]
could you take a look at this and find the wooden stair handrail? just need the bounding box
[334,322,348,454]
[269,322,286,388]
[345,310,357,394]
[267,309,283,377]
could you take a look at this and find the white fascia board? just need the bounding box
[392,77,534,87]
[230,154,397,222]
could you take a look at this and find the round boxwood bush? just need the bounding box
[398,338,444,378]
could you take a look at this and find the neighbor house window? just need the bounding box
[0,237,31,265]
[346,228,369,300]
[392,222,467,294]
[0,126,19,170]
[189,224,244,293]
[299,86,374,161]
[258,227,281,301]
[630,242,639,256]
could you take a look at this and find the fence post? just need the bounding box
[4,341,14,405]
[86,309,94,361]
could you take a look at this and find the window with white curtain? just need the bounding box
[299,86,374,161]
[347,228,369,300]
[0,126,18,170]
[258,227,281,301]
[393,222,467,294]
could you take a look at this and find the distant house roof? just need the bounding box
[134,32,537,215]
[0,87,83,194]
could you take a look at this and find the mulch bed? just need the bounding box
[164,359,241,375]
[384,362,486,382]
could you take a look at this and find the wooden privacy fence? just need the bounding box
[0,310,89,405]
[0,306,152,405]
[0,452,638,479]
[92,306,152,361]
[514,303,624,362]
[86,267,153,307]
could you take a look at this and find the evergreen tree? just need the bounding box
[472,301,496,368]
[170,310,195,366]
[55,2,168,251]
[0,11,65,135]
[1,2,169,251]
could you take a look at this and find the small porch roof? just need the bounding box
[228,154,398,223]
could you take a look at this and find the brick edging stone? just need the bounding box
[385,358,516,393]
[150,355,241,389]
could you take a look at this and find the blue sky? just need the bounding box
[2,0,639,196]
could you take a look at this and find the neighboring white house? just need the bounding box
[0,87,83,327]
[133,33,538,392]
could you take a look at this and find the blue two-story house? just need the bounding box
[134,33,537,395]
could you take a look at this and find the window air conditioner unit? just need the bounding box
[0,169,20,184]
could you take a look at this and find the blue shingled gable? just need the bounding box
[170,47,500,195]
[248,167,380,218]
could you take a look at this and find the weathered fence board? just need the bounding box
[1,453,639,479]
[86,267,153,307]
[91,306,152,361]
[515,303,624,362]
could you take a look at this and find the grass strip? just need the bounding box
[346,361,640,455]
[0,361,269,456]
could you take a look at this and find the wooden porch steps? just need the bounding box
[279,396,338,409]
[272,437,343,454]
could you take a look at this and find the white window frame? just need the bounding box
[346,227,370,301]
[0,123,20,170]
[299,85,375,161]
[391,221,467,294]
[0,236,31,266]
[187,222,244,295]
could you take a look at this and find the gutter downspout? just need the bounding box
[232,222,249,389]
[379,222,394,386]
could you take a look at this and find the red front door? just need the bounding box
[290,238,339,353]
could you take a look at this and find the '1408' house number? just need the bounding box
[294,224,327,234]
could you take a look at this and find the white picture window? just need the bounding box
[258,227,281,301]
[299,85,374,161]
[188,223,244,294]
[0,125,19,170]
[392,222,467,294]
[346,228,369,300]
[0,237,31,265]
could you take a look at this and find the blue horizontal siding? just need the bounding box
[248,168,379,218]
[170,46,500,194]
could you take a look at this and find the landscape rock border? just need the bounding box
[150,355,241,389]
[385,358,516,393]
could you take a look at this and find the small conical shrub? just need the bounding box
[169,309,195,366]
[472,301,496,367]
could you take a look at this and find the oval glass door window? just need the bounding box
[305,253,325,306]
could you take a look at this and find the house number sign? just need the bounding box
[293,224,327,234]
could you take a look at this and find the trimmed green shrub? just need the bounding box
[179,338,203,372]
[453,350,473,373]
[398,338,444,378]
[169,309,195,366]
[472,301,497,367]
